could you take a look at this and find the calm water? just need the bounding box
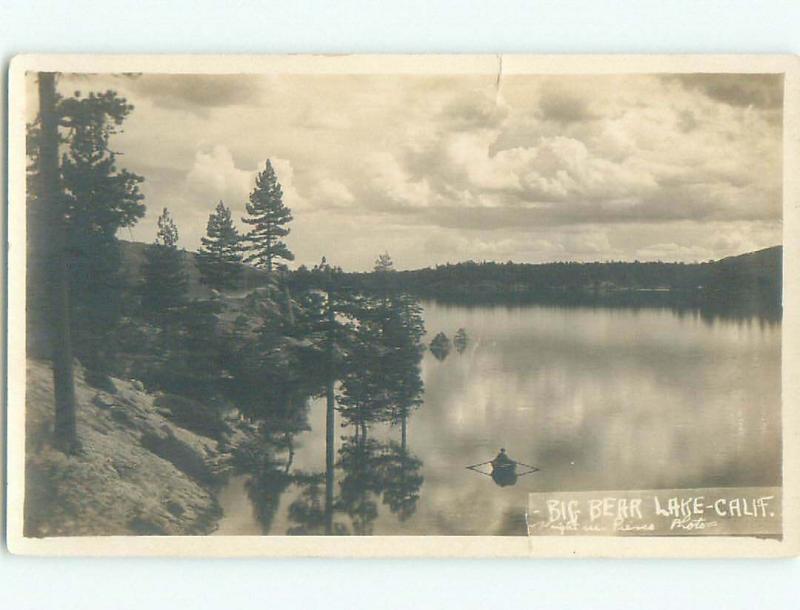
[216,302,781,536]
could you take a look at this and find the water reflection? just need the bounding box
[225,283,427,535]
[453,328,469,354]
[217,300,781,536]
[466,449,540,488]
[429,332,452,361]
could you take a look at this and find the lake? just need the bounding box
[215,302,781,536]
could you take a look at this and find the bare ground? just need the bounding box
[24,359,229,536]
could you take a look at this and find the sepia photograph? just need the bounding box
[5,55,798,556]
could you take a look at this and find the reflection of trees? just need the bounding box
[287,432,424,535]
[429,332,451,361]
[379,441,423,522]
[454,328,469,353]
[233,256,427,536]
[236,430,295,534]
[286,472,349,535]
[246,467,293,534]
[286,283,426,535]
[327,283,426,531]
[336,433,384,534]
[336,430,424,529]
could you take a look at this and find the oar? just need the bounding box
[465,460,494,470]
[514,462,540,476]
[469,469,494,478]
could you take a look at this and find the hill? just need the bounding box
[118,240,269,298]
[114,241,781,317]
[336,245,782,317]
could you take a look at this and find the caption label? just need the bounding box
[527,486,781,536]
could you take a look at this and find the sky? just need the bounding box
[30,71,783,271]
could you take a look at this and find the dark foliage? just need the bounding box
[242,160,294,272]
[197,200,243,290]
[140,208,188,320]
[340,247,782,320]
[27,86,146,382]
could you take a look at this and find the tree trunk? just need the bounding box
[38,72,79,453]
[324,289,335,534]
[325,378,334,535]
[401,412,408,453]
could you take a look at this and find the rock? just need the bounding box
[165,500,185,517]
[92,394,115,409]
[23,358,223,537]
[140,425,217,485]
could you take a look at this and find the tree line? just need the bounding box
[341,249,782,316]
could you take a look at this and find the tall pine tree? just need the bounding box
[28,87,146,384]
[242,160,294,272]
[197,200,243,290]
[141,208,188,319]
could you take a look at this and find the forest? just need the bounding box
[337,247,781,317]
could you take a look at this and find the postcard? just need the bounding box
[6,54,799,557]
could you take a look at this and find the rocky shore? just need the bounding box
[23,359,252,537]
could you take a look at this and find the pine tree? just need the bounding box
[28,87,145,384]
[197,200,243,290]
[242,160,294,272]
[141,208,188,319]
[374,252,394,273]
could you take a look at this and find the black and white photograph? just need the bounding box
[6,55,798,556]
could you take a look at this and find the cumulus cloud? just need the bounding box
[46,71,783,269]
[538,89,598,124]
[441,90,509,131]
[185,145,255,206]
[129,74,267,115]
[671,74,783,109]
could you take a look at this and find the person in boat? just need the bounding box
[491,449,518,487]
[492,448,515,469]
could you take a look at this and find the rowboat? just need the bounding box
[490,458,517,472]
[466,449,540,487]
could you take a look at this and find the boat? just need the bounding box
[465,449,539,487]
[490,448,516,472]
[489,449,518,486]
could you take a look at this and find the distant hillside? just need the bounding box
[335,245,782,316]
[709,245,781,283]
[117,241,781,317]
[118,240,269,298]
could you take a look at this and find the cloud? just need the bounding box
[184,145,255,206]
[538,89,598,124]
[634,243,714,263]
[310,177,355,208]
[440,90,509,131]
[130,74,267,115]
[50,72,782,268]
[670,74,783,109]
[676,109,698,133]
